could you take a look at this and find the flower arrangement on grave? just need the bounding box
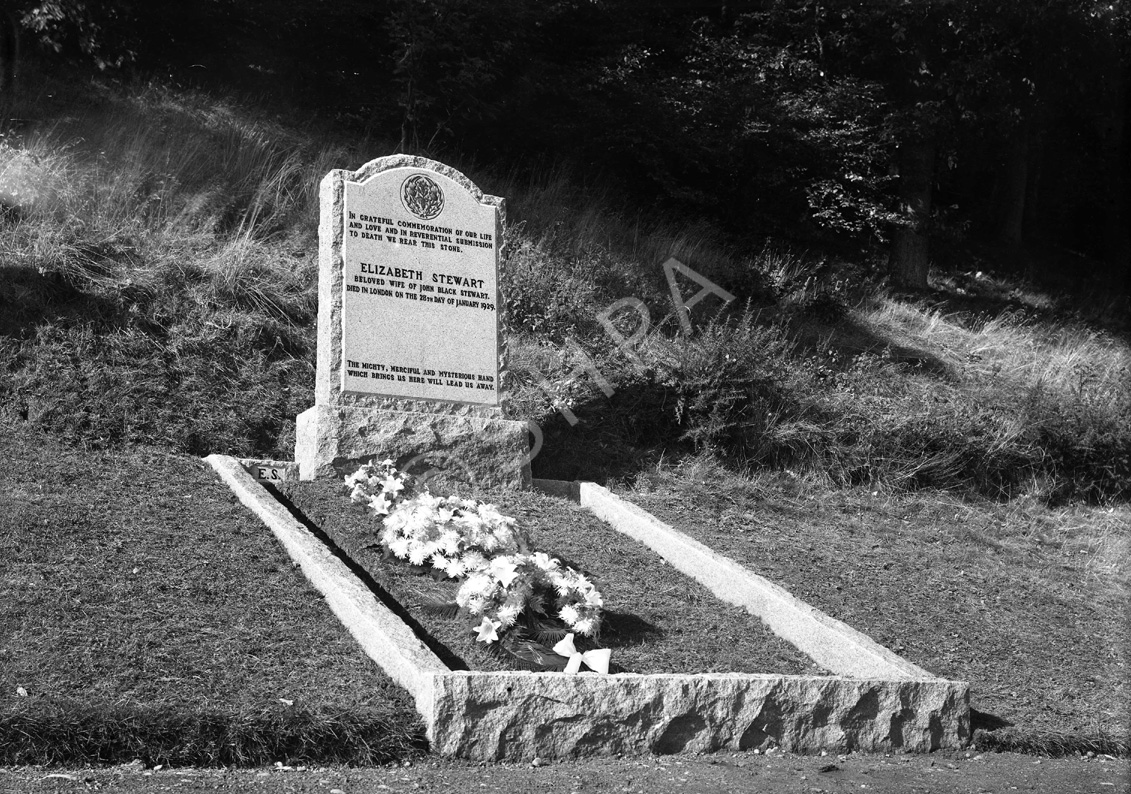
[345,459,410,516]
[380,493,521,578]
[345,462,610,673]
[456,551,604,637]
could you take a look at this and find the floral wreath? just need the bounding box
[345,460,610,673]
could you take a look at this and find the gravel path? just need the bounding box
[4,751,1126,794]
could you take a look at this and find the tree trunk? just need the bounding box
[1101,61,1129,278]
[0,10,17,100]
[997,122,1030,247]
[1022,126,1043,241]
[890,137,937,289]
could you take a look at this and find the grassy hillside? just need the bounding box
[1,66,1129,505]
[1,66,1128,762]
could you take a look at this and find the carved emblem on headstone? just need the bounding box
[401,174,445,220]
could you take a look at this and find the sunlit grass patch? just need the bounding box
[862,295,1131,409]
[846,296,1131,500]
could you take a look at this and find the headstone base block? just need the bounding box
[296,405,530,488]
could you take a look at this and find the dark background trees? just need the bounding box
[7,0,1129,294]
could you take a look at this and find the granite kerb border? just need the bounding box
[206,456,970,759]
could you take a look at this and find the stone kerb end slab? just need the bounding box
[425,671,970,760]
[237,458,298,484]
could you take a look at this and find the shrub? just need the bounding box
[645,312,819,468]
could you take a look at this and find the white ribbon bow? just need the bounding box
[551,633,611,675]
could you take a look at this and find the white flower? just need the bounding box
[349,481,376,503]
[408,545,428,566]
[368,492,392,516]
[583,587,603,608]
[462,551,488,572]
[439,530,462,556]
[344,466,370,488]
[415,492,442,511]
[530,552,556,571]
[458,573,496,605]
[563,570,586,589]
[488,557,519,588]
[475,617,501,644]
[400,509,431,537]
[559,604,579,625]
[382,474,405,496]
[496,602,521,627]
[573,616,595,636]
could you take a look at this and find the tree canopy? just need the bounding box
[11,0,1129,288]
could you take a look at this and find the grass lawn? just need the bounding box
[0,423,423,766]
[279,479,827,677]
[619,458,1130,754]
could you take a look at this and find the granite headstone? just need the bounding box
[295,155,530,487]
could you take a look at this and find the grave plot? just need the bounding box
[210,455,970,760]
[276,478,828,677]
[208,154,969,760]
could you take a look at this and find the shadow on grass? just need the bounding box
[972,726,1131,758]
[0,264,132,338]
[971,708,1014,732]
[0,700,426,766]
[783,310,954,378]
[600,611,663,647]
[530,384,687,484]
[529,374,834,486]
[967,708,1130,759]
[265,484,472,673]
[526,297,966,488]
